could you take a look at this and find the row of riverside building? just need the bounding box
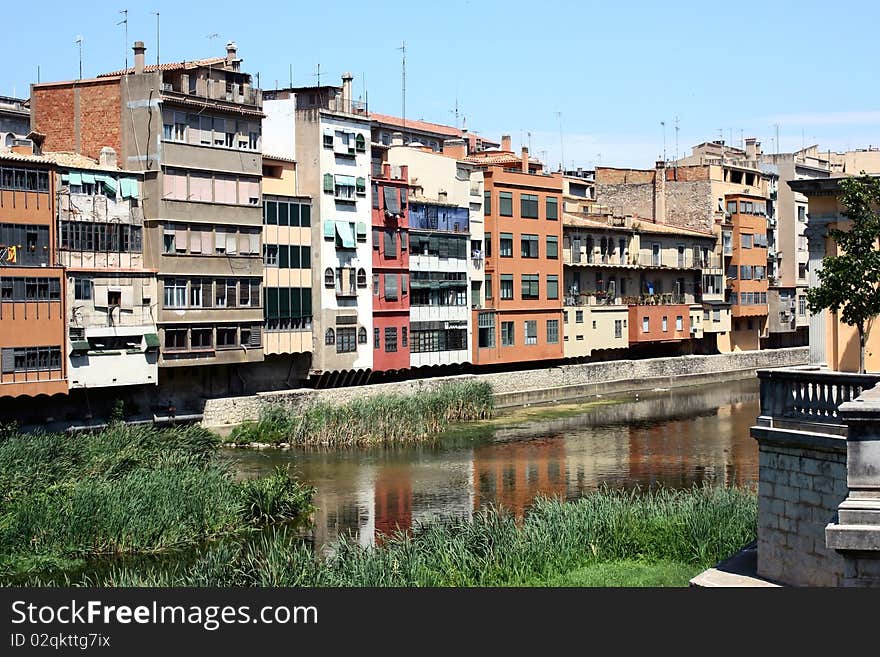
[0,39,856,417]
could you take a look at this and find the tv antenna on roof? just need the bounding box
[75,35,83,80]
[398,41,406,133]
[117,10,128,71]
[152,12,160,66]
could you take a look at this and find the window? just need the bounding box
[485,273,493,300]
[484,190,492,216]
[163,278,186,308]
[373,327,380,349]
[547,319,559,344]
[661,316,668,332]
[323,132,334,148]
[402,327,408,347]
[592,320,597,329]
[74,277,93,300]
[797,206,806,223]
[524,320,538,345]
[355,134,366,152]
[521,194,539,219]
[575,310,584,323]
[713,309,721,322]
[642,317,649,333]
[499,192,513,217]
[264,244,280,267]
[335,327,354,352]
[676,315,683,331]
[324,268,335,288]
[384,327,397,352]
[740,265,753,280]
[357,268,367,288]
[521,274,539,300]
[726,200,737,215]
[384,274,398,301]
[500,275,514,300]
[547,275,559,300]
[614,319,623,339]
[546,235,558,259]
[741,233,753,249]
[358,327,367,345]
[799,296,807,316]
[164,329,187,350]
[373,273,380,296]
[798,263,808,280]
[546,197,558,221]
[325,328,335,345]
[478,312,496,348]
[501,321,515,346]
[521,234,539,258]
[217,327,237,349]
[499,233,513,257]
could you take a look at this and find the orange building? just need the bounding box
[468,145,564,365]
[0,151,67,398]
[724,193,769,350]
[628,304,692,344]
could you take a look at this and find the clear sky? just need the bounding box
[4,0,878,169]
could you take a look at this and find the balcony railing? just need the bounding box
[756,367,880,434]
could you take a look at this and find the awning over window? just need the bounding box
[120,177,139,199]
[335,175,356,187]
[68,172,82,186]
[144,333,160,349]
[80,172,96,184]
[70,340,90,353]
[335,221,356,249]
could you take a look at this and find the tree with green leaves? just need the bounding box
[807,174,880,373]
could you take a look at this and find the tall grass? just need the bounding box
[0,422,314,580]
[44,484,756,587]
[230,380,495,446]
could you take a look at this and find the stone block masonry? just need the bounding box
[752,431,848,586]
[202,346,808,428]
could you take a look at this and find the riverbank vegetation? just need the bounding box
[0,422,314,581]
[228,380,495,447]
[37,484,756,586]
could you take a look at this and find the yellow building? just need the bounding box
[790,175,880,372]
[261,154,313,356]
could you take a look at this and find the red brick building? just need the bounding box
[371,163,410,372]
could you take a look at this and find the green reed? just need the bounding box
[229,380,496,447]
[46,484,756,587]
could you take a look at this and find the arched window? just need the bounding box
[356,268,367,287]
[324,328,335,345]
[358,327,367,344]
[355,133,366,152]
[324,267,335,288]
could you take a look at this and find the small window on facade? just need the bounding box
[357,268,367,287]
[358,327,367,344]
[355,134,366,152]
[324,268,335,288]
[325,328,335,345]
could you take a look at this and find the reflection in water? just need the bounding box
[228,378,759,549]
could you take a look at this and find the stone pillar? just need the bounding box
[805,221,830,367]
[826,383,880,586]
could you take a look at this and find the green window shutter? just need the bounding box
[279,245,290,268]
[267,288,279,319]
[279,287,291,319]
[356,222,367,239]
[323,173,334,193]
[324,220,335,239]
[291,287,302,318]
[302,288,312,316]
[356,176,366,194]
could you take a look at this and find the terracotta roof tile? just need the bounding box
[99,57,226,78]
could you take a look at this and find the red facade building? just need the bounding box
[371,163,410,372]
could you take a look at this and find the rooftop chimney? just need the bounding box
[521,146,529,173]
[443,138,467,160]
[654,160,667,224]
[99,146,118,169]
[133,41,146,75]
[745,137,760,159]
[501,135,511,152]
[341,72,354,113]
[226,42,238,70]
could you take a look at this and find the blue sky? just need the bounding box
[4,0,878,168]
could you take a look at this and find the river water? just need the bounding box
[226,377,760,549]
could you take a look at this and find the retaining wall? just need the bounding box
[751,426,848,586]
[202,346,809,429]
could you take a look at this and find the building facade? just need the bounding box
[0,151,67,398]
[31,41,266,383]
